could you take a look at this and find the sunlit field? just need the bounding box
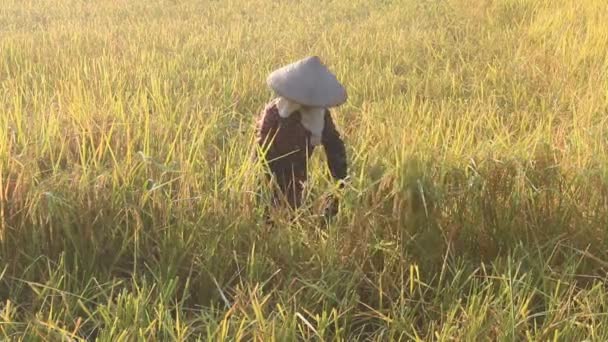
[2,0,608,340]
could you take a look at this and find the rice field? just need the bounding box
[2,0,608,340]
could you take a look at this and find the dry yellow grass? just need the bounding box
[1,0,608,339]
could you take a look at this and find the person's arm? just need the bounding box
[321,110,348,219]
[255,104,280,160]
[322,110,348,184]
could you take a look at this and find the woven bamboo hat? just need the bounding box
[266,56,347,108]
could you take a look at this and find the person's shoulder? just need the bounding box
[323,108,335,122]
[259,99,280,118]
[256,99,280,130]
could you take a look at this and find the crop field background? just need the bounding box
[1,0,608,340]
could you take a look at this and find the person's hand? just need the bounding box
[320,177,348,226]
[322,195,340,219]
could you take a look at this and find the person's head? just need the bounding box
[266,56,347,111]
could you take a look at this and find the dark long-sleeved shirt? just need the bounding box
[257,103,347,180]
[255,101,348,186]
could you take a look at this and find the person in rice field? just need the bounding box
[254,56,349,221]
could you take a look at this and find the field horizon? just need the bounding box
[2,0,608,340]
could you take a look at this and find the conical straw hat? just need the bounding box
[266,56,347,108]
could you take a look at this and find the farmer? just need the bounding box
[254,56,348,219]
